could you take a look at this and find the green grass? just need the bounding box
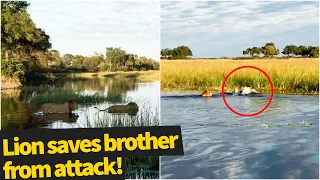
[161,58,319,94]
[68,105,160,179]
[30,89,125,108]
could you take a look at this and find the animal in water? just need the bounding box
[224,89,234,95]
[94,102,139,116]
[201,90,213,97]
[233,87,243,96]
[303,119,314,127]
[38,100,79,114]
[241,86,259,95]
[33,113,79,123]
[258,124,270,128]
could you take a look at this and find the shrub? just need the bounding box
[1,58,25,78]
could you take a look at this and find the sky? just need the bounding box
[161,1,320,58]
[28,1,160,61]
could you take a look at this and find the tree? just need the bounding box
[1,1,52,80]
[282,44,298,57]
[261,42,279,57]
[72,55,85,69]
[83,54,104,72]
[242,47,261,57]
[160,45,193,59]
[105,47,127,70]
[243,49,249,56]
[176,45,193,57]
[310,46,319,58]
[61,54,74,67]
[1,1,51,61]
[126,53,138,70]
[49,50,61,66]
[161,48,168,57]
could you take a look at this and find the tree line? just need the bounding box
[47,48,159,72]
[1,1,159,80]
[161,43,319,60]
[160,45,193,59]
[243,42,319,58]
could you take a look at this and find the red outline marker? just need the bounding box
[221,65,274,117]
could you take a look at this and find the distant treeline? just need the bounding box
[161,42,319,60]
[160,46,193,59]
[243,43,319,58]
[1,1,159,81]
[48,48,159,72]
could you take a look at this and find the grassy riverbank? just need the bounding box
[1,70,159,90]
[75,70,159,82]
[161,58,319,94]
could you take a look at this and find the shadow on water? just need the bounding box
[160,92,319,179]
[1,76,160,179]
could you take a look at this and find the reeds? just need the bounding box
[70,105,159,179]
[31,89,125,107]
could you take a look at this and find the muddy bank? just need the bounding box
[1,75,22,90]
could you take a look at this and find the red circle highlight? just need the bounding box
[221,65,274,117]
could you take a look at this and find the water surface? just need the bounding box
[161,91,319,179]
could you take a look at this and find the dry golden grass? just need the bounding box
[75,70,159,82]
[161,58,319,94]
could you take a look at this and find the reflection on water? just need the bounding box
[1,77,160,179]
[161,92,319,179]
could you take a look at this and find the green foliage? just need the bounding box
[73,102,159,179]
[83,53,104,72]
[262,42,280,57]
[1,1,51,59]
[31,89,125,108]
[102,63,110,71]
[282,45,319,57]
[310,46,319,58]
[61,54,74,67]
[161,45,193,59]
[106,47,159,71]
[1,58,24,78]
[243,47,262,57]
[243,42,279,58]
[244,43,319,59]
[106,47,127,70]
[282,44,298,56]
[1,1,51,81]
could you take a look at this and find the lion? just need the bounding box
[201,90,213,97]
[94,102,139,116]
[38,100,79,114]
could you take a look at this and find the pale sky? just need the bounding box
[161,1,319,58]
[28,0,160,61]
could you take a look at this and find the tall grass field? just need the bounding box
[161,58,319,94]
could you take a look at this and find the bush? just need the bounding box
[1,58,25,78]
[102,63,110,71]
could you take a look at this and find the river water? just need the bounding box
[161,91,319,179]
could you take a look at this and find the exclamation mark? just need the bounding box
[117,157,123,174]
